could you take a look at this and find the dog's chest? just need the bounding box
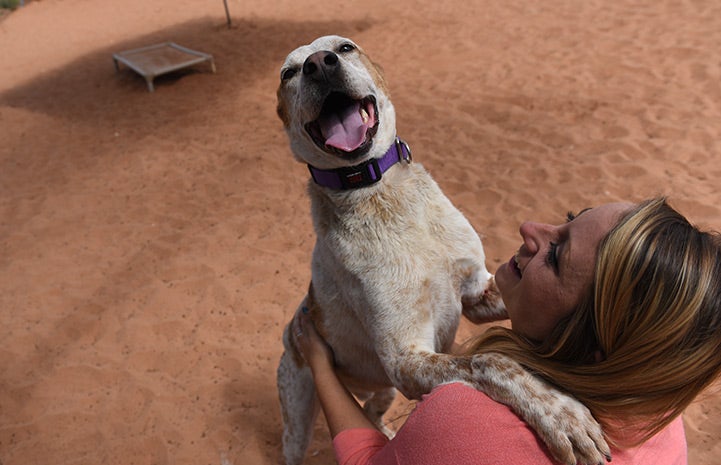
[311,173,444,255]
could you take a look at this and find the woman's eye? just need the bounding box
[546,242,559,271]
[566,207,592,223]
[567,207,592,223]
[281,68,297,81]
[338,43,356,53]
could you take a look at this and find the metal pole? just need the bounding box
[223,0,232,28]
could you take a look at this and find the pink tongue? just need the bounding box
[319,101,368,152]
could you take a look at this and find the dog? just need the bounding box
[275,35,609,465]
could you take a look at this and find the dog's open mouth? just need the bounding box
[305,93,378,157]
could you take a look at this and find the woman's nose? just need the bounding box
[519,221,554,254]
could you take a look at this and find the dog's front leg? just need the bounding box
[277,323,320,465]
[383,348,611,465]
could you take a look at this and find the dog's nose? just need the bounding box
[302,51,339,80]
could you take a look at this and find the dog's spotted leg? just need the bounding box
[383,349,611,465]
[277,323,319,465]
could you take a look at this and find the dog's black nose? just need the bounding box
[302,51,339,80]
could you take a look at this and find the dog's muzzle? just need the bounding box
[300,50,380,158]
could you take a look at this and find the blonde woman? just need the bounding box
[294,198,721,465]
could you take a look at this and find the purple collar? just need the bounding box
[308,137,412,190]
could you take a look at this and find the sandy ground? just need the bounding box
[1,0,720,464]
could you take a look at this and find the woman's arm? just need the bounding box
[294,310,380,437]
[293,311,575,465]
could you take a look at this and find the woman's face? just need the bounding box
[495,202,632,341]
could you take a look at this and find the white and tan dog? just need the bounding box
[276,35,610,465]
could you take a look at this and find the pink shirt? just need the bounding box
[333,382,687,465]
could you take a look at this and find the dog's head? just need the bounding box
[277,35,396,169]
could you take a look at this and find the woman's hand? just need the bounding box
[292,308,379,438]
[293,307,334,370]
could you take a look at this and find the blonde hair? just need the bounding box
[467,198,721,446]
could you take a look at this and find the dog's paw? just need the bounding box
[461,276,508,323]
[531,390,612,465]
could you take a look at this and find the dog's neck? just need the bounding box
[307,137,412,190]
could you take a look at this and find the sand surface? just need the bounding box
[1,1,720,464]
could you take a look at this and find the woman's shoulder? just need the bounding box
[398,381,558,464]
[611,416,687,465]
[419,381,533,428]
[415,382,687,465]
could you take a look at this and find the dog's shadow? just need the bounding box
[223,373,337,464]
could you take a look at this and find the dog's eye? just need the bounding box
[281,68,298,81]
[338,43,356,54]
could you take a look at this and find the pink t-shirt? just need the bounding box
[333,382,687,465]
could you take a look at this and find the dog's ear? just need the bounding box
[276,87,291,128]
[360,54,390,97]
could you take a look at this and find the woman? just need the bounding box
[293,198,721,465]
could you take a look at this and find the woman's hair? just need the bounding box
[467,197,721,446]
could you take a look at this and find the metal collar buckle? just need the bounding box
[395,137,412,163]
